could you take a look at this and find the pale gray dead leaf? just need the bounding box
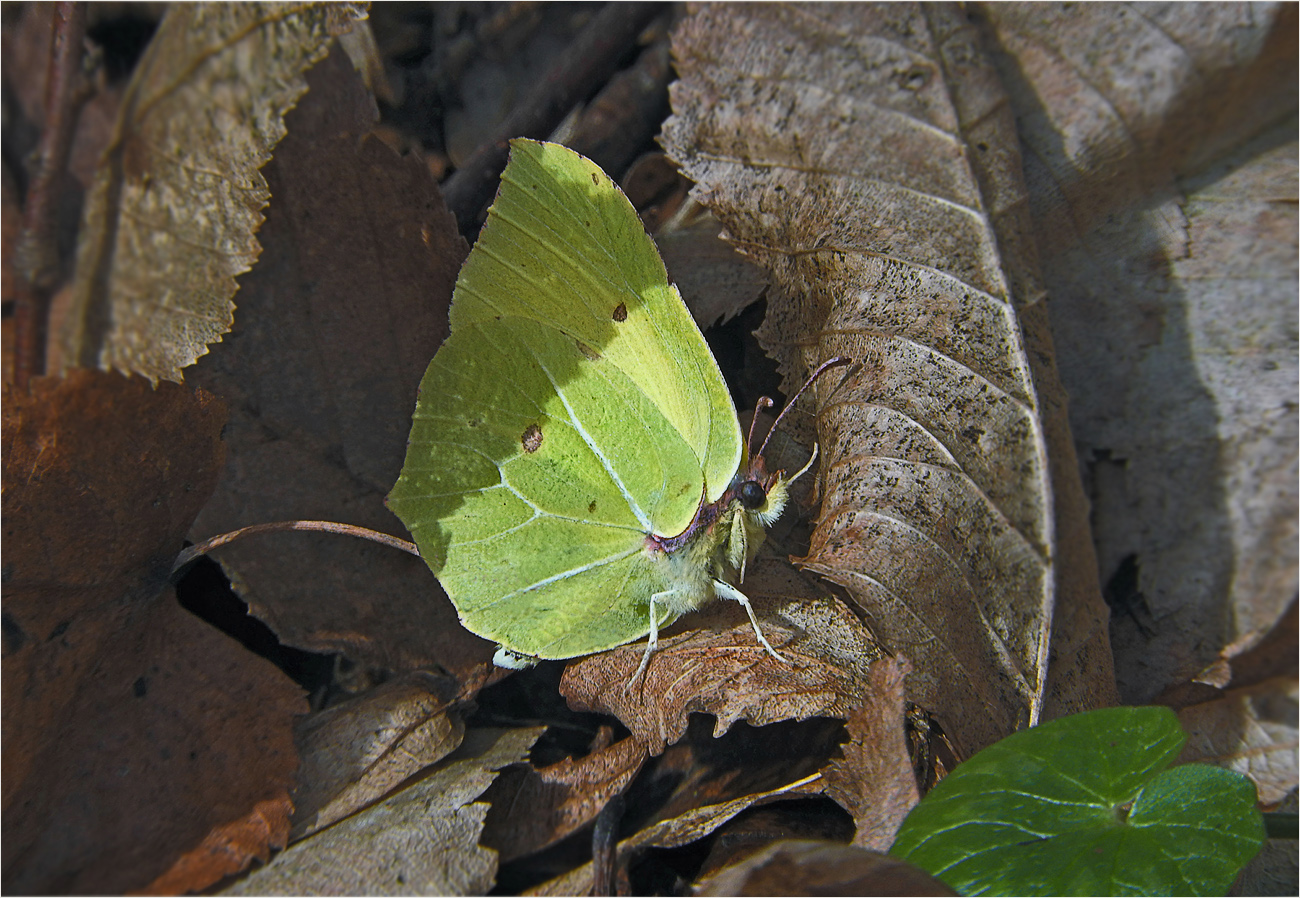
[61,2,365,382]
[664,2,1115,756]
[525,772,826,897]
[977,2,1297,701]
[290,674,466,840]
[1177,676,1299,806]
[224,726,544,896]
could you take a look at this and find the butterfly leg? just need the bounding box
[627,588,672,691]
[493,646,541,669]
[713,579,789,664]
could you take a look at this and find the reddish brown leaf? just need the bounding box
[480,735,649,863]
[561,567,877,755]
[186,48,492,685]
[142,796,294,895]
[2,370,306,894]
[822,657,921,851]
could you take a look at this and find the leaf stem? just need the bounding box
[174,520,420,574]
[15,2,87,387]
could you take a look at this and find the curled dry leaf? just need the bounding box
[977,2,1297,701]
[822,657,920,852]
[561,561,878,755]
[1177,676,1299,807]
[2,371,307,894]
[526,771,826,897]
[290,673,467,840]
[224,727,545,896]
[61,2,365,382]
[695,839,956,897]
[480,735,649,864]
[186,49,490,683]
[665,2,1115,756]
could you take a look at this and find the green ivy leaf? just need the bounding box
[891,706,1266,896]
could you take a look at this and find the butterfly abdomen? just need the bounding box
[648,508,736,614]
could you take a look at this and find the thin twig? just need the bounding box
[14,2,87,388]
[591,792,626,897]
[174,520,420,574]
[440,1,664,232]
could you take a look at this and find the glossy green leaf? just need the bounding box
[891,706,1266,896]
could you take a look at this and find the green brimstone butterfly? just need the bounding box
[387,139,831,683]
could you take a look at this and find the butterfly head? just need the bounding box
[730,453,791,528]
[735,355,852,527]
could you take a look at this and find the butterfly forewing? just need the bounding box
[450,140,743,506]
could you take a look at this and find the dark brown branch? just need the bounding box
[440,1,666,233]
[14,1,87,388]
[591,792,627,897]
[174,520,420,574]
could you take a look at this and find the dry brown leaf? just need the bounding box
[224,726,545,896]
[526,772,826,897]
[977,1,1297,702]
[561,564,878,755]
[480,735,649,864]
[665,2,1115,757]
[695,839,956,897]
[1176,676,1299,807]
[290,673,467,840]
[60,2,365,382]
[185,48,490,683]
[822,657,920,852]
[2,371,307,894]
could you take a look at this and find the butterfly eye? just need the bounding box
[739,480,767,510]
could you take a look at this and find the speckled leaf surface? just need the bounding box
[665,3,1115,755]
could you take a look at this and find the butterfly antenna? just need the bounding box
[745,396,775,458]
[754,356,852,461]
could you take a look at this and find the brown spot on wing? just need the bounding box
[521,424,543,453]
